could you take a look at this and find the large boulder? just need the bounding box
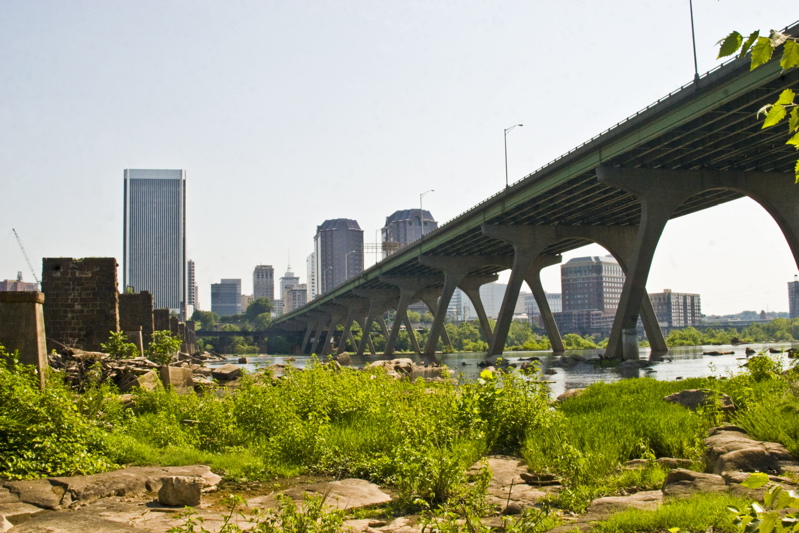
[705,426,799,475]
[662,469,728,498]
[211,363,243,381]
[248,478,391,511]
[663,389,735,412]
[118,369,160,393]
[159,366,193,392]
[158,476,203,507]
[556,388,586,402]
[366,359,415,378]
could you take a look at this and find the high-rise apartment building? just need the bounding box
[381,209,438,258]
[123,169,186,315]
[187,260,198,311]
[314,219,363,294]
[253,265,274,301]
[649,289,702,327]
[561,255,624,313]
[790,276,799,318]
[211,278,241,317]
[284,284,308,314]
[306,253,318,300]
[556,255,624,335]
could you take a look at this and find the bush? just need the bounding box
[101,331,139,359]
[147,330,182,364]
[0,346,115,479]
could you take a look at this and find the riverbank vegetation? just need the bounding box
[1,343,797,530]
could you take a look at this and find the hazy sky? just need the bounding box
[1,1,797,316]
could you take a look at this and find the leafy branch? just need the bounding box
[718,30,799,181]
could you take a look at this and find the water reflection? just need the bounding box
[208,343,795,398]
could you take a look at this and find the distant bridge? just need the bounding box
[272,21,799,360]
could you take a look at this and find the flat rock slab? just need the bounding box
[7,498,232,533]
[476,456,550,513]
[248,478,391,511]
[705,426,799,475]
[3,465,221,510]
[583,490,662,520]
[662,469,728,498]
[0,502,47,532]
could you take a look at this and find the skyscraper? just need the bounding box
[649,289,702,327]
[123,169,186,315]
[314,218,363,294]
[381,209,438,258]
[211,278,242,317]
[253,265,274,301]
[187,259,198,311]
[561,255,624,313]
[790,276,799,318]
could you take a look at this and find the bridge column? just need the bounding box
[481,225,553,357]
[524,255,565,353]
[482,223,667,358]
[310,310,331,355]
[301,311,327,354]
[380,276,443,356]
[457,275,499,346]
[419,255,513,356]
[352,288,399,356]
[415,287,453,348]
[320,304,348,356]
[597,166,799,359]
[336,297,370,354]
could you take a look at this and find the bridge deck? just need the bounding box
[275,21,799,327]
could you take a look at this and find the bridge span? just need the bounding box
[273,21,799,360]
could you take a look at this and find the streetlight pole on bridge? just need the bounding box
[504,124,523,189]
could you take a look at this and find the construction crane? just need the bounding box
[12,228,41,288]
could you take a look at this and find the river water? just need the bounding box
[207,343,796,398]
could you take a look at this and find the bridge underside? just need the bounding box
[273,21,799,360]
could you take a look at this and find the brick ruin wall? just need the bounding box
[42,258,119,353]
[153,309,170,332]
[119,291,154,347]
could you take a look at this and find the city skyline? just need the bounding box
[2,2,798,316]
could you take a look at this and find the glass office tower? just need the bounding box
[123,169,187,316]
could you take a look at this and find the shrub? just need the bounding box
[147,330,182,364]
[101,331,139,359]
[0,346,115,479]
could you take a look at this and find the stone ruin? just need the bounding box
[0,257,199,388]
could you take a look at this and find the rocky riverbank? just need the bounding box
[3,422,797,532]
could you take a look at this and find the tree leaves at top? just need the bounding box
[718,28,799,181]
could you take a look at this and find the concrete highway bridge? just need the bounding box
[273,21,799,360]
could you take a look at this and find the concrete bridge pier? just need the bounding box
[481,223,667,358]
[415,286,454,349]
[457,275,499,346]
[598,166,799,359]
[336,298,370,354]
[524,254,565,353]
[380,276,443,356]
[418,255,512,356]
[320,304,348,356]
[353,288,399,356]
[301,311,327,354]
[310,310,332,355]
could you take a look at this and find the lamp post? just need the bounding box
[345,250,358,280]
[322,266,332,294]
[420,189,434,238]
[504,124,523,189]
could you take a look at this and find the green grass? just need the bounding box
[589,492,749,533]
